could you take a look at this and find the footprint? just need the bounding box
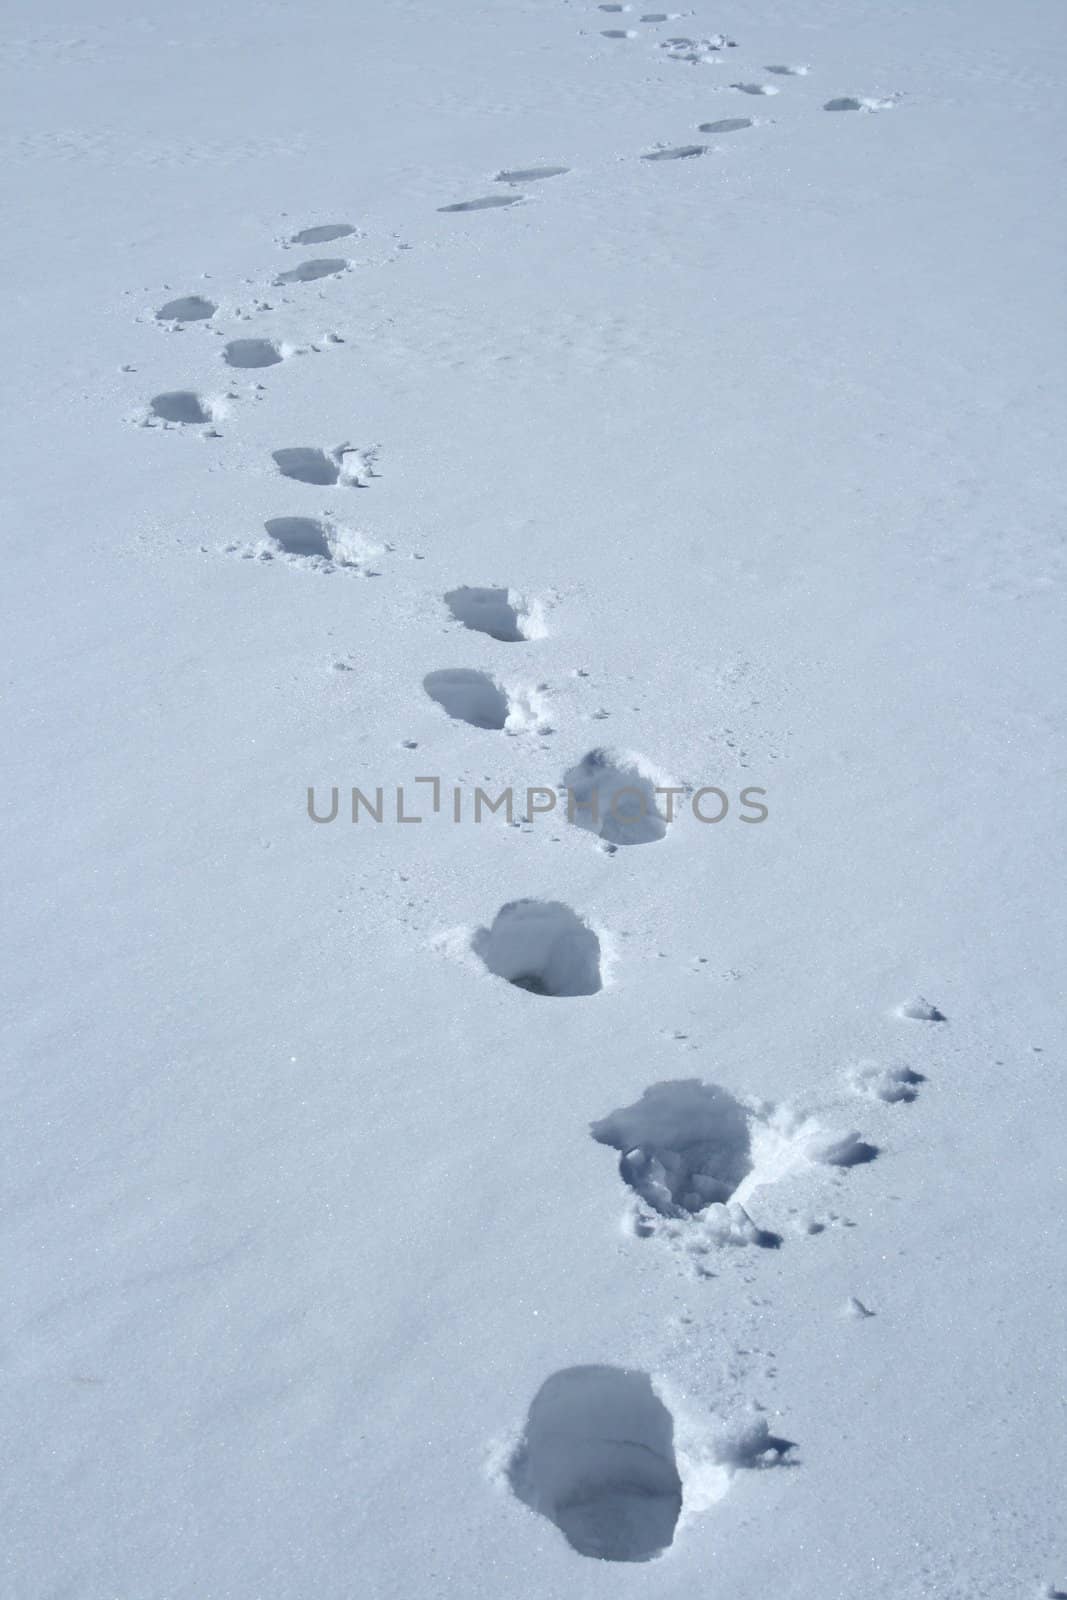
[731,82,779,95]
[289,223,356,245]
[223,338,284,369]
[272,444,376,486]
[264,516,331,559]
[149,391,213,425]
[698,117,753,133]
[592,1080,754,1218]
[660,35,731,62]
[424,669,547,733]
[423,669,510,731]
[494,166,569,185]
[765,63,809,75]
[155,295,216,323]
[252,517,379,570]
[642,144,707,162]
[273,446,337,485]
[593,1081,874,1252]
[472,900,603,996]
[601,29,637,38]
[598,3,628,9]
[824,95,895,112]
[444,585,540,641]
[274,257,349,285]
[507,1367,682,1562]
[850,1062,925,1104]
[438,195,522,214]
[562,748,671,846]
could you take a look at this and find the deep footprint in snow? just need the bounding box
[289,222,356,245]
[423,669,510,731]
[507,1367,682,1562]
[642,145,707,162]
[272,444,376,486]
[731,82,779,96]
[602,29,638,38]
[223,338,284,369]
[438,195,522,213]
[562,748,670,846]
[698,117,753,133]
[274,257,349,284]
[156,295,216,323]
[766,63,809,75]
[495,166,569,185]
[592,1080,754,1218]
[273,446,337,485]
[592,1081,874,1252]
[445,585,538,641]
[824,95,895,112]
[257,517,379,570]
[473,900,602,996]
[149,390,212,424]
[263,516,331,559]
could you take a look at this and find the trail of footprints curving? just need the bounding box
[140,15,897,437]
[135,6,910,1568]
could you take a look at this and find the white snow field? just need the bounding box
[2,0,1065,1594]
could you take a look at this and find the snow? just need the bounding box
[2,0,1066,1594]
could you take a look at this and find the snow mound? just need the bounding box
[850,1061,925,1103]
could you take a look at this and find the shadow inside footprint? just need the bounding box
[445,585,532,641]
[150,391,210,424]
[473,900,602,997]
[423,668,509,730]
[272,447,338,485]
[495,166,569,184]
[264,517,332,558]
[438,195,522,213]
[224,338,283,369]
[275,258,349,284]
[290,223,356,244]
[508,1367,682,1562]
[698,118,753,133]
[642,145,706,162]
[592,1079,753,1216]
[156,295,216,322]
[816,1132,879,1168]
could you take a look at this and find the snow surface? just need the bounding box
[2,0,1066,1595]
